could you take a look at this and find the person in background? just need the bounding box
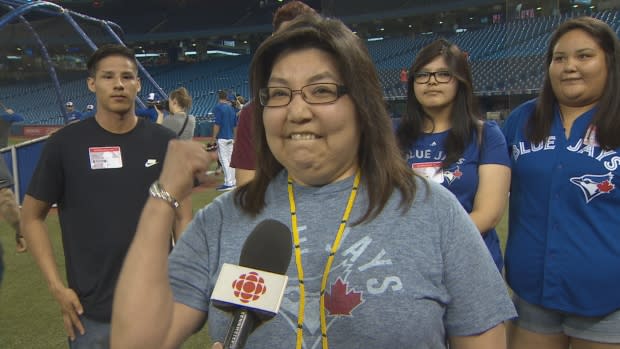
[229,93,241,113]
[20,44,191,348]
[212,90,237,191]
[64,101,82,125]
[502,17,620,348]
[0,104,24,148]
[160,87,196,141]
[235,95,246,111]
[111,15,515,349]
[135,92,159,122]
[399,67,408,89]
[82,104,95,119]
[396,39,510,272]
[230,0,319,187]
[0,105,27,255]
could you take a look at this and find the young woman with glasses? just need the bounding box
[396,39,511,272]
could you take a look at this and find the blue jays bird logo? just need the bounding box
[569,173,615,203]
[442,166,463,185]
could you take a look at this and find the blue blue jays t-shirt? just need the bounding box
[405,121,510,270]
[213,102,237,140]
[503,99,620,316]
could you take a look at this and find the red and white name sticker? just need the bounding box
[412,161,443,183]
[89,146,123,170]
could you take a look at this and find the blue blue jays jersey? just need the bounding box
[135,107,158,122]
[0,112,24,123]
[213,102,237,140]
[405,121,510,271]
[65,111,83,124]
[503,99,620,316]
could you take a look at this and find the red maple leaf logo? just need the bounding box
[324,278,363,316]
[597,180,615,193]
[453,168,462,178]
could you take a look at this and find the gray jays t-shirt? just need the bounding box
[169,172,516,348]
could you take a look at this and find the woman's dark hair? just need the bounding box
[235,15,418,224]
[396,38,482,168]
[272,0,318,31]
[528,16,620,149]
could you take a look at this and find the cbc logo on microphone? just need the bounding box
[232,271,267,303]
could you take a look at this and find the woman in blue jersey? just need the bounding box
[502,17,620,348]
[397,39,511,271]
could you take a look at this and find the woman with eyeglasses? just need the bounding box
[111,16,515,349]
[396,39,511,272]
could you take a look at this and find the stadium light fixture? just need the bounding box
[207,50,240,56]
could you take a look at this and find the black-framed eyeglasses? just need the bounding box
[259,83,348,107]
[413,71,453,84]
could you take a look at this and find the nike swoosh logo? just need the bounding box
[144,159,158,167]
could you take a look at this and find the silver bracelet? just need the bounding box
[149,180,180,209]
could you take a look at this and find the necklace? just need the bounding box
[287,170,361,349]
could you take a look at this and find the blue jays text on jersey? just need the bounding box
[512,136,620,172]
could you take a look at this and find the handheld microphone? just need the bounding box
[210,219,293,349]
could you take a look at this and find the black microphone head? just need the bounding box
[239,219,292,275]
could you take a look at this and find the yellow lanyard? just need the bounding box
[287,170,361,349]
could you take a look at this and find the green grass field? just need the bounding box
[0,136,510,348]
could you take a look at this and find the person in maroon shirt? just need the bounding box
[230,1,318,186]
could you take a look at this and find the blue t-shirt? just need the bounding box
[404,121,510,270]
[0,112,24,123]
[65,111,83,124]
[135,107,158,122]
[213,102,237,140]
[82,110,96,119]
[503,98,620,316]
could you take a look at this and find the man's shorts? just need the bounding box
[512,294,620,343]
